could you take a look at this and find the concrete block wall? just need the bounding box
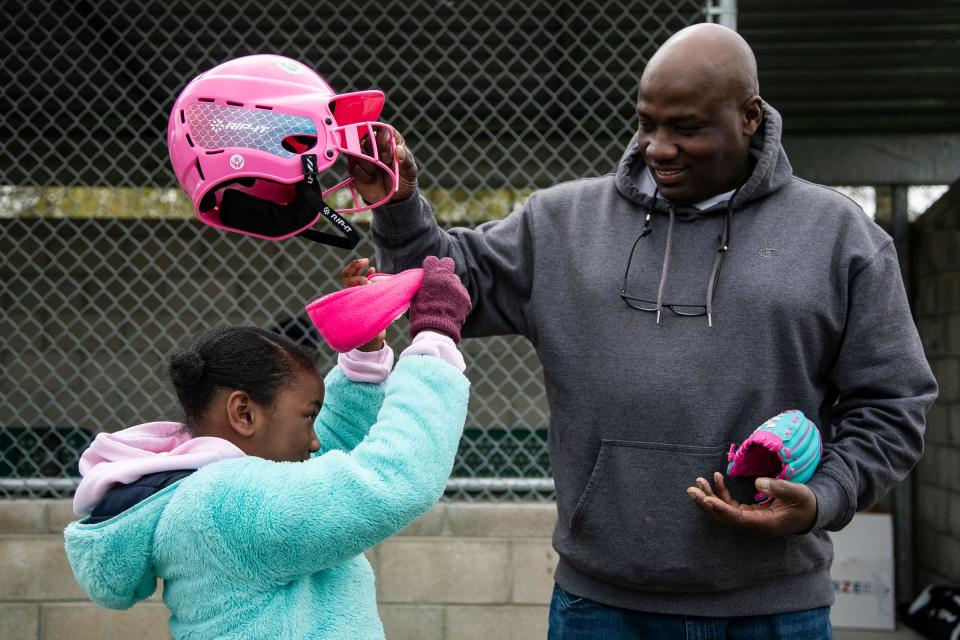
[0,501,557,640]
[911,179,960,588]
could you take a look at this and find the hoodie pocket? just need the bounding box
[562,439,786,593]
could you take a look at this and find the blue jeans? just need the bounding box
[548,584,832,640]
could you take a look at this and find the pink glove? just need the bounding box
[408,256,472,343]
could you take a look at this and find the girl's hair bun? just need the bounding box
[169,350,205,388]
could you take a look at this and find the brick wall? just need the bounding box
[911,179,960,587]
[0,501,557,640]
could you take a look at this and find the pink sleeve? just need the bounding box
[400,331,466,372]
[338,343,395,383]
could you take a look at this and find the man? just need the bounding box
[350,23,937,639]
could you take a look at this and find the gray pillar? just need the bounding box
[892,184,915,604]
[704,0,737,30]
[892,184,910,241]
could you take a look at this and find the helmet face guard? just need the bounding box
[167,55,399,246]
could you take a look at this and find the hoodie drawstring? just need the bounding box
[654,203,675,326]
[649,186,742,327]
[704,192,738,327]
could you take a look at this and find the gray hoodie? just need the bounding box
[371,103,937,616]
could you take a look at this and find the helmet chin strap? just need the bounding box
[296,208,360,249]
[296,154,360,249]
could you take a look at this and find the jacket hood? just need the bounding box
[73,421,244,516]
[66,422,244,609]
[615,101,794,213]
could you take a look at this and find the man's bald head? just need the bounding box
[634,24,764,206]
[643,23,758,103]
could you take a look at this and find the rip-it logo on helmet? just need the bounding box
[167,54,399,249]
[210,118,272,135]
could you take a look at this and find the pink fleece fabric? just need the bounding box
[72,421,246,516]
[402,331,466,371]
[338,332,466,383]
[306,269,424,353]
[338,343,396,382]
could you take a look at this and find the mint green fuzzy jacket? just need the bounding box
[64,356,469,639]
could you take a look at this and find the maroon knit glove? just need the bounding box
[408,256,472,343]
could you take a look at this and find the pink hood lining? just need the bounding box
[73,421,246,517]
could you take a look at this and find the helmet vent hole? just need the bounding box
[185,133,194,148]
[281,134,318,154]
[195,160,205,181]
[179,110,185,124]
[205,149,224,155]
[255,104,273,110]
[226,100,243,107]
[198,97,215,103]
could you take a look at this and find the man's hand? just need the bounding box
[686,472,817,537]
[347,128,418,205]
[339,258,386,351]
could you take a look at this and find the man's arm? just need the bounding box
[688,240,937,536]
[808,240,937,530]
[371,190,537,339]
[346,130,537,339]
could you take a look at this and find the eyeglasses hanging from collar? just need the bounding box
[619,188,738,327]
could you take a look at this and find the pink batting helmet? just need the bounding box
[167,54,398,246]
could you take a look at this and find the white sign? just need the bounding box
[829,513,895,630]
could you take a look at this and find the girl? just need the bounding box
[64,256,472,639]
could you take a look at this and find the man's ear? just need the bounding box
[226,390,258,438]
[742,96,763,137]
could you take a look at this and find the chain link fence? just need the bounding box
[1,0,707,501]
